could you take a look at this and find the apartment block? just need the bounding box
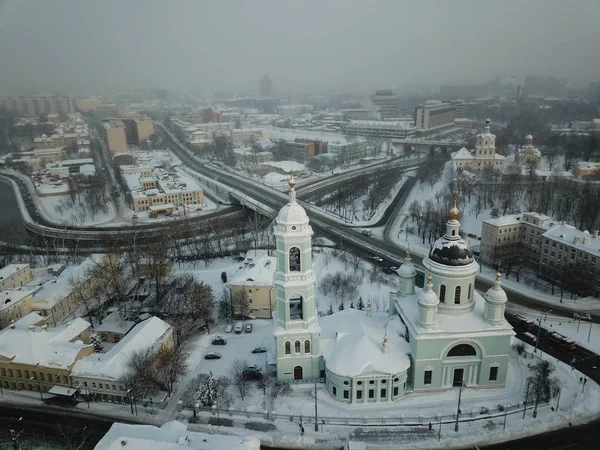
[229,253,276,319]
[415,102,456,131]
[371,90,401,119]
[0,96,76,117]
[103,120,127,153]
[120,116,154,146]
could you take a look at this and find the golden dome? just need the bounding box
[495,272,501,282]
[427,274,433,284]
[406,248,411,259]
[449,201,459,220]
[288,170,296,191]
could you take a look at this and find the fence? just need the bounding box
[184,399,549,427]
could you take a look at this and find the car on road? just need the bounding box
[211,337,227,345]
[234,323,243,334]
[574,312,591,321]
[243,365,262,381]
[204,352,221,360]
[251,347,267,354]
[245,323,253,333]
[224,324,233,333]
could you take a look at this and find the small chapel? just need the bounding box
[273,173,514,404]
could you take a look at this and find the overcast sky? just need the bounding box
[0,0,598,96]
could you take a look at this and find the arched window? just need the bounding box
[452,230,456,236]
[448,343,477,357]
[468,283,472,299]
[285,341,291,355]
[293,366,303,380]
[454,286,461,304]
[289,294,303,320]
[304,340,311,354]
[289,247,301,272]
[294,341,301,353]
[439,285,446,303]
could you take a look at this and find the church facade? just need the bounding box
[451,119,505,172]
[273,174,514,402]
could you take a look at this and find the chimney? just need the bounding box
[583,238,588,245]
[574,236,580,244]
[28,325,35,332]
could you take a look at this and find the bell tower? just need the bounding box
[273,172,322,381]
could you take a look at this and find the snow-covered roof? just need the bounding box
[229,254,276,287]
[398,289,513,336]
[0,264,30,281]
[96,311,136,335]
[0,317,91,368]
[94,420,261,450]
[543,224,600,255]
[12,312,46,328]
[451,147,474,160]
[320,309,411,377]
[33,255,104,309]
[0,288,37,311]
[72,317,172,381]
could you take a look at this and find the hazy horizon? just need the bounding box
[1,0,599,96]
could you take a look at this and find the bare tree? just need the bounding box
[154,344,189,396]
[229,358,251,401]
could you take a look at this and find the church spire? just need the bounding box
[446,178,460,237]
[288,170,296,204]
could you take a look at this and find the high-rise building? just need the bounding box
[371,90,401,119]
[260,75,273,98]
[103,120,127,153]
[415,102,456,131]
[0,96,76,117]
[120,116,154,146]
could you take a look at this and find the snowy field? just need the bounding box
[36,193,118,226]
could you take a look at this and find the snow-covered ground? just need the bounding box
[36,194,118,226]
[260,161,306,172]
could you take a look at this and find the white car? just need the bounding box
[372,256,384,263]
[224,324,233,333]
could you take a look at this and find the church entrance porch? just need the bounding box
[453,368,464,386]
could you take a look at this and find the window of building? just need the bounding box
[24,370,29,379]
[0,368,5,376]
[368,389,375,399]
[289,294,303,320]
[468,284,472,299]
[295,341,301,353]
[113,385,116,391]
[454,286,461,304]
[289,247,301,272]
[92,383,96,389]
[332,386,337,396]
[62,376,68,384]
[357,381,363,386]
[99,383,103,390]
[16,370,21,378]
[381,389,387,399]
[304,340,310,353]
[424,370,432,385]
[439,285,446,303]
[343,390,349,399]
[31,372,36,380]
[285,342,291,354]
[393,386,399,396]
[356,390,363,399]
[489,366,498,381]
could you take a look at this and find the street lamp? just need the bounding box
[454,380,463,432]
[534,309,552,355]
[127,388,134,415]
[503,402,512,430]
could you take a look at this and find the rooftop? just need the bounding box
[95,311,136,335]
[0,264,30,281]
[229,254,276,287]
[72,317,172,381]
[543,225,600,255]
[0,288,37,312]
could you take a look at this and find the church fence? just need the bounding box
[189,400,549,427]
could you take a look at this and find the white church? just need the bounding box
[451,119,505,172]
[273,174,514,404]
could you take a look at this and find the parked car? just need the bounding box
[204,352,221,360]
[243,365,262,381]
[224,324,233,333]
[510,314,535,331]
[251,347,267,354]
[234,323,243,334]
[361,230,372,237]
[372,256,384,263]
[245,323,253,333]
[574,312,591,321]
[211,337,227,345]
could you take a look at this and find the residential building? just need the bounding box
[0,96,76,117]
[103,120,128,153]
[71,316,174,403]
[346,120,416,140]
[0,289,36,327]
[231,129,271,147]
[120,116,154,146]
[574,161,600,179]
[295,138,327,156]
[94,420,260,450]
[371,90,401,119]
[229,253,276,319]
[121,166,204,212]
[481,212,600,294]
[75,97,103,112]
[96,103,130,120]
[31,255,108,327]
[451,120,505,172]
[327,139,368,163]
[277,105,313,118]
[0,264,33,290]
[94,311,135,344]
[260,74,273,98]
[233,148,273,166]
[0,318,93,394]
[415,102,456,131]
[273,174,513,402]
[171,120,233,143]
[516,135,542,165]
[454,118,473,133]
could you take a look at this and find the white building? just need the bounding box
[94,420,260,450]
[516,135,542,164]
[277,104,313,118]
[231,129,271,147]
[415,102,456,131]
[345,120,416,140]
[273,175,514,402]
[451,120,505,172]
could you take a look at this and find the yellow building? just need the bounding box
[0,290,36,328]
[0,264,33,290]
[72,317,174,403]
[0,317,93,394]
[103,120,127,153]
[95,311,135,344]
[228,253,276,319]
[574,161,600,179]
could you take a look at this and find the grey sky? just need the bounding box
[0,0,598,95]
